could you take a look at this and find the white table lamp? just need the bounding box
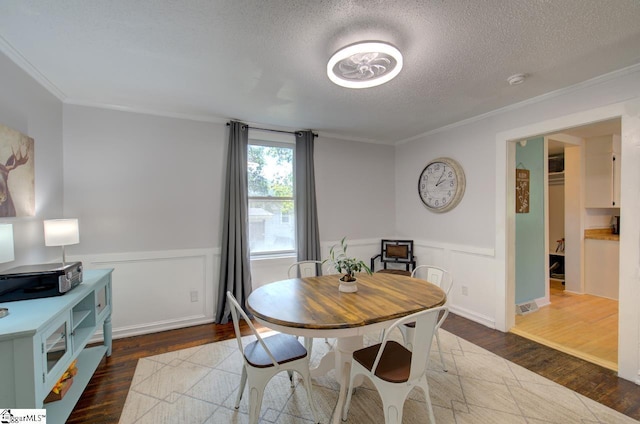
[0,223,15,263]
[44,219,79,266]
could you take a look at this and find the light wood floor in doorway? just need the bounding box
[511,285,618,371]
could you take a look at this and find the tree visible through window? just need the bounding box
[248,142,295,255]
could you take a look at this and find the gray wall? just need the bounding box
[315,136,396,241]
[63,105,226,254]
[0,51,64,268]
[62,106,397,256]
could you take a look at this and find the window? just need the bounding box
[248,138,295,255]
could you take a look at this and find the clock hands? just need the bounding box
[435,168,446,187]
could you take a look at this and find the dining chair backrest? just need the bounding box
[411,265,453,297]
[375,305,446,380]
[226,291,320,424]
[287,260,323,278]
[227,291,278,368]
[343,305,447,423]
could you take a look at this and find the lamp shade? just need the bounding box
[0,223,14,263]
[44,219,79,246]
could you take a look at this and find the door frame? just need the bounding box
[494,100,640,383]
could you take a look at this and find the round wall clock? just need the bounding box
[418,157,466,213]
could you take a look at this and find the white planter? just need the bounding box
[339,278,358,293]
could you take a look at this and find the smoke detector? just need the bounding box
[507,73,527,86]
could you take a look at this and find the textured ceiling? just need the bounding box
[1,1,639,143]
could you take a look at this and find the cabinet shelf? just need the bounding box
[44,345,109,423]
[72,309,92,330]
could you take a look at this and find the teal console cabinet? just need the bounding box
[0,269,113,422]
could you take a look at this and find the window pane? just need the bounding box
[247,143,295,255]
[248,145,293,197]
[249,199,295,253]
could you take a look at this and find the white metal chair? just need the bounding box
[400,265,453,371]
[226,291,320,424]
[287,260,324,278]
[342,306,448,424]
[288,260,329,344]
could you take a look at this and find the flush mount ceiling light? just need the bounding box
[327,41,403,89]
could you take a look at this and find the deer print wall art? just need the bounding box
[0,124,35,217]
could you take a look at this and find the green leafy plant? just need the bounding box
[326,237,372,282]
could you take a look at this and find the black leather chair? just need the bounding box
[370,239,416,276]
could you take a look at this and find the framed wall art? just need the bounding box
[0,123,35,217]
[516,167,530,213]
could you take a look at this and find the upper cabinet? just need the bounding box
[585,135,621,208]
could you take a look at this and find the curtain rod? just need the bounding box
[226,122,318,138]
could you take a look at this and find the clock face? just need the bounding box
[418,158,465,213]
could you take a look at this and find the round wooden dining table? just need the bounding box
[247,272,446,423]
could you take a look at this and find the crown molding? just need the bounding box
[64,99,229,124]
[396,62,640,146]
[0,35,67,101]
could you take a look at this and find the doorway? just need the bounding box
[510,119,621,371]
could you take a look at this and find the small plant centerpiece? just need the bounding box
[326,237,372,292]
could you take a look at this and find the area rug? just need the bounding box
[119,329,636,423]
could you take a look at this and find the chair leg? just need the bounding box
[382,399,404,424]
[300,373,320,423]
[376,381,411,424]
[435,330,447,372]
[247,380,268,424]
[304,337,313,356]
[235,366,247,408]
[287,370,295,388]
[418,376,437,424]
[341,367,358,421]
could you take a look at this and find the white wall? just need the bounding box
[395,65,640,382]
[0,51,64,269]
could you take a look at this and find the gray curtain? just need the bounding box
[216,121,252,323]
[295,130,321,265]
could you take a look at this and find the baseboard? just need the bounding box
[449,305,496,329]
[89,315,215,343]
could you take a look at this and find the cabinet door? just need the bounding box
[584,239,619,299]
[41,313,73,391]
[585,152,614,207]
[96,282,110,321]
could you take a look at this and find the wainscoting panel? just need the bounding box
[73,239,498,340]
[75,249,217,339]
[414,239,496,328]
[450,248,497,328]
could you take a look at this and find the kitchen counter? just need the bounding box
[585,228,619,241]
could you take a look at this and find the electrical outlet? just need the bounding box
[461,286,468,296]
[190,290,198,302]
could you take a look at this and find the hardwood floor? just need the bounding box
[67,313,640,423]
[512,285,618,370]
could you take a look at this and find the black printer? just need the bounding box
[0,262,83,303]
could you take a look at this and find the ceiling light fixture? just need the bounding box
[327,41,403,89]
